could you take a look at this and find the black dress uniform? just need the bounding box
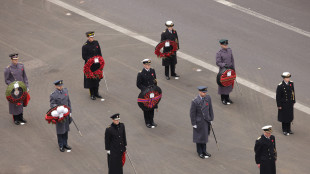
[82,31,102,99]
[276,72,295,135]
[161,21,179,79]
[50,80,72,152]
[254,126,277,174]
[136,59,158,128]
[105,114,127,174]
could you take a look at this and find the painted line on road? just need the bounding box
[214,0,310,38]
[47,0,310,115]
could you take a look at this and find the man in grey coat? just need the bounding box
[50,80,72,152]
[190,86,214,159]
[4,53,29,125]
[216,39,235,105]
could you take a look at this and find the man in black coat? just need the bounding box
[105,114,127,174]
[254,125,277,174]
[136,59,158,128]
[276,72,296,136]
[161,21,180,80]
[82,31,102,100]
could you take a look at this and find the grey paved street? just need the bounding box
[0,0,309,173]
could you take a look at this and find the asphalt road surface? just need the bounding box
[0,0,309,174]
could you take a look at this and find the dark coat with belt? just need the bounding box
[190,95,214,143]
[4,63,29,115]
[216,48,235,95]
[50,88,72,134]
[276,81,295,123]
[136,68,157,91]
[105,123,127,174]
[160,29,179,66]
[254,135,277,174]
[82,40,102,88]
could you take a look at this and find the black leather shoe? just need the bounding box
[14,121,20,125]
[95,94,102,98]
[64,145,72,150]
[152,122,158,127]
[227,98,233,104]
[199,154,205,159]
[146,124,152,128]
[165,76,170,80]
[203,152,211,158]
[172,74,180,77]
[91,95,96,100]
[222,100,227,105]
[20,119,27,123]
[289,131,294,134]
[59,147,65,152]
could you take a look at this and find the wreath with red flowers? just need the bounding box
[137,85,162,111]
[83,56,105,79]
[5,81,28,105]
[154,40,178,58]
[45,105,71,124]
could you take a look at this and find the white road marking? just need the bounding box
[47,0,310,115]
[214,0,310,38]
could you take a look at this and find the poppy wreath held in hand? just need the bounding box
[6,81,28,105]
[154,40,178,58]
[83,55,105,79]
[45,105,71,124]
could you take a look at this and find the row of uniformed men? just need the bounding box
[4,21,295,174]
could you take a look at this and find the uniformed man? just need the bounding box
[82,31,103,100]
[161,21,180,80]
[4,53,29,125]
[190,86,214,159]
[136,59,158,128]
[105,113,127,174]
[276,72,295,136]
[50,80,72,152]
[254,125,277,174]
[216,39,235,105]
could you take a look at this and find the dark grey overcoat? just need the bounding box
[50,88,72,134]
[190,95,214,143]
[4,63,29,115]
[216,48,235,95]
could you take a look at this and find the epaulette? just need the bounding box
[290,81,293,83]
[257,136,261,140]
[107,125,111,128]
[7,65,10,68]
[162,30,165,33]
[84,42,87,45]
[139,70,142,73]
[278,82,282,85]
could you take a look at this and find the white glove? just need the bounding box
[70,113,72,117]
[27,88,30,92]
[210,121,213,125]
[193,125,197,129]
[107,150,110,154]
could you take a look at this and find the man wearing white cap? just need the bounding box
[136,59,158,128]
[161,21,180,80]
[276,72,295,136]
[254,125,277,174]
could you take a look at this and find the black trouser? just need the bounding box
[282,122,291,132]
[221,94,229,101]
[143,109,154,125]
[13,113,23,121]
[57,131,68,148]
[165,64,176,77]
[196,143,207,155]
[89,87,99,96]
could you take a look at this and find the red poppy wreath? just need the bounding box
[154,40,178,58]
[83,56,105,79]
